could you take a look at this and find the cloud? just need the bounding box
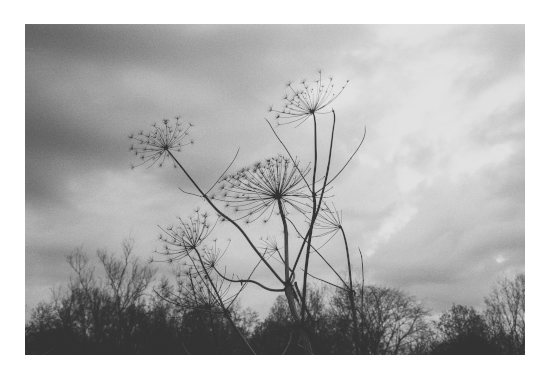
[364,149,524,310]
[444,25,525,97]
[364,202,418,257]
[25,25,524,319]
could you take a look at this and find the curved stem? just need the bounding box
[301,113,318,321]
[282,331,293,355]
[314,110,336,218]
[265,119,313,195]
[213,266,284,292]
[300,111,337,322]
[291,110,337,280]
[325,126,366,187]
[342,227,360,354]
[204,148,240,195]
[286,216,348,287]
[301,269,348,292]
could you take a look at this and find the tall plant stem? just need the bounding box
[301,113,318,322]
[341,227,360,354]
[278,199,313,355]
[301,111,336,321]
[359,248,365,351]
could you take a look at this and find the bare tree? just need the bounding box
[64,246,107,342]
[330,284,432,354]
[97,240,154,313]
[129,71,365,354]
[250,286,332,354]
[433,304,497,354]
[484,274,525,354]
[63,240,156,350]
[95,238,156,347]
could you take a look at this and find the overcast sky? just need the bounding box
[25,24,524,319]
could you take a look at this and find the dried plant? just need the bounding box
[155,209,217,263]
[129,117,193,169]
[130,71,366,354]
[212,155,311,222]
[270,70,349,128]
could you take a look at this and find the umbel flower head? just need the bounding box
[129,117,193,169]
[259,236,284,263]
[187,271,237,312]
[155,208,217,263]
[313,202,343,237]
[212,155,311,223]
[200,239,230,273]
[270,70,349,127]
[168,268,229,314]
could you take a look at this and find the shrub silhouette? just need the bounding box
[27,263,523,355]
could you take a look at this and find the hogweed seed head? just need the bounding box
[155,209,217,262]
[210,155,311,224]
[129,117,193,169]
[201,240,230,272]
[313,202,344,237]
[271,70,348,127]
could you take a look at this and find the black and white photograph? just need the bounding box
[13,4,548,375]
[25,23,526,358]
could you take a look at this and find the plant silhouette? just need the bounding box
[129,71,369,354]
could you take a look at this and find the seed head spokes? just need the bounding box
[313,202,343,237]
[259,236,284,264]
[270,71,349,127]
[210,155,311,224]
[155,209,218,263]
[129,117,194,169]
[201,239,230,271]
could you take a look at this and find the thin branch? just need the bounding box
[178,187,203,198]
[264,118,313,194]
[205,148,240,194]
[286,217,347,286]
[301,269,349,292]
[301,113,319,321]
[213,266,285,292]
[325,126,366,187]
[282,331,293,355]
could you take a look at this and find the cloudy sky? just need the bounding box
[25,25,524,319]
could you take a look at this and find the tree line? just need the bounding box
[25,242,524,355]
